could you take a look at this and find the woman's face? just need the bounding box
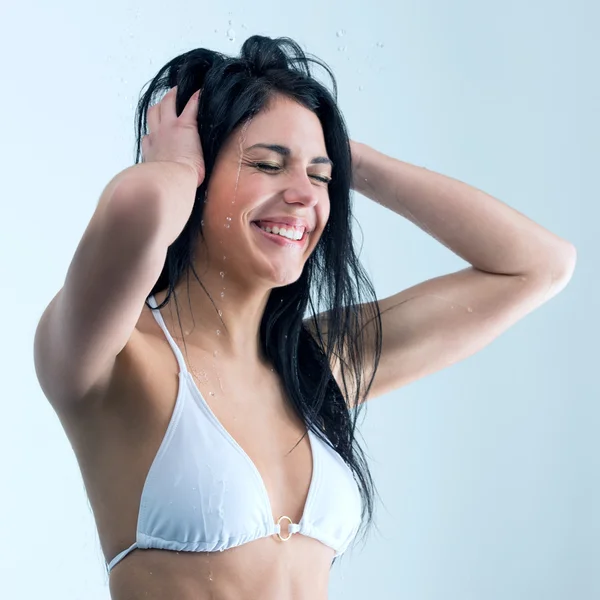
[199,94,333,289]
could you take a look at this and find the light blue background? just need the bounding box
[1,0,596,598]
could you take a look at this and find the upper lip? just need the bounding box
[252,216,313,232]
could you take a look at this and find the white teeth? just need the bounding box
[257,223,305,241]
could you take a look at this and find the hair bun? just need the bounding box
[240,35,305,75]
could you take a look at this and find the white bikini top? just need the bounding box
[107,294,362,572]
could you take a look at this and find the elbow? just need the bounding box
[555,241,577,283]
[538,242,577,298]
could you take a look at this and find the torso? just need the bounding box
[55,296,334,600]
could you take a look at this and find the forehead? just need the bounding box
[239,95,327,153]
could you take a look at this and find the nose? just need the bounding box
[281,172,320,208]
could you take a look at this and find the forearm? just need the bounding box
[352,141,575,276]
[107,161,199,247]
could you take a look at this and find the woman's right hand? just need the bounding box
[141,86,205,188]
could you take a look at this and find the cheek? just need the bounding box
[320,198,331,227]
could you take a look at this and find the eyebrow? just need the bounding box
[245,143,334,167]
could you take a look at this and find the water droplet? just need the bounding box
[214,350,219,357]
[216,329,221,336]
[201,219,204,226]
[359,85,364,91]
[218,309,223,317]
[227,28,236,41]
[336,29,346,37]
[220,271,225,277]
[220,291,225,298]
[241,23,247,29]
[467,307,473,313]
[224,223,230,228]
[226,216,232,221]
[214,28,218,33]
[376,41,385,48]
[209,391,215,396]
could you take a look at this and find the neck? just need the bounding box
[154,271,272,364]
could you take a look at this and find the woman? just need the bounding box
[33,36,576,599]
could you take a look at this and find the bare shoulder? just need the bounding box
[52,302,173,456]
[51,325,150,431]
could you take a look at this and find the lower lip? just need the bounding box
[251,222,309,249]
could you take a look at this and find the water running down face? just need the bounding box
[197,94,333,290]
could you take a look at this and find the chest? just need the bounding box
[107,330,316,527]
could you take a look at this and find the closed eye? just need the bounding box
[255,162,331,184]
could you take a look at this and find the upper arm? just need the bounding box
[305,253,576,406]
[33,185,168,411]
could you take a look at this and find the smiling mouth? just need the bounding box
[251,222,309,246]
